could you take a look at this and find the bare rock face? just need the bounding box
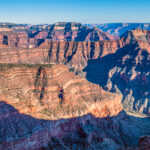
[0,31,37,48]
[85,23,150,38]
[0,64,125,149]
[0,40,125,72]
[35,22,111,41]
[0,22,111,50]
[0,28,149,72]
[0,25,150,149]
[0,64,150,149]
[121,28,150,44]
[84,29,150,115]
[0,99,150,149]
[0,64,122,120]
[0,29,150,116]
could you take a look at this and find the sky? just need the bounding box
[0,0,150,24]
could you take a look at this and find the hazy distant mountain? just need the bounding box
[85,23,150,37]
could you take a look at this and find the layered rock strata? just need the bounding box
[0,64,122,120]
[0,28,150,149]
[84,29,150,115]
[0,64,124,149]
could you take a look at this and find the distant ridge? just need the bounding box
[85,23,150,37]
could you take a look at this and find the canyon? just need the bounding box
[0,22,150,149]
[0,64,150,150]
[85,23,150,38]
[0,64,123,149]
[0,22,111,49]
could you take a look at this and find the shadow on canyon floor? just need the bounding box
[0,101,150,150]
[83,42,150,113]
[83,42,140,87]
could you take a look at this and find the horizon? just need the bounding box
[1,22,150,26]
[1,0,150,24]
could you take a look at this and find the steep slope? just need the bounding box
[27,22,112,41]
[0,30,37,48]
[0,64,122,120]
[0,64,127,149]
[0,64,150,149]
[0,39,126,73]
[121,28,150,42]
[84,29,150,115]
[0,27,150,149]
[30,22,112,42]
[0,29,149,72]
[1,101,150,149]
[85,23,150,37]
[2,22,150,40]
[0,22,111,49]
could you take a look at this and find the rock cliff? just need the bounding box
[0,28,149,71]
[84,28,150,115]
[0,29,150,116]
[0,22,111,49]
[85,23,150,38]
[0,64,122,120]
[0,25,150,149]
[0,64,126,149]
[0,39,126,72]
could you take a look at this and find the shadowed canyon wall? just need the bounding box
[0,64,127,150]
[0,23,150,149]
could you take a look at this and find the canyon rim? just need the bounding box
[0,0,150,149]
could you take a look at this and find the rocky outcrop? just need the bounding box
[40,22,111,41]
[0,22,112,49]
[0,26,150,149]
[121,28,150,52]
[28,22,112,41]
[85,23,150,37]
[84,29,150,115]
[0,64,126,149]
[0,29,150,115]
[0,31,37,48]
[0,40,126,72]
[0,64,122,120]
[0,101,150,150]
[0,28,149,72]
[2,22,150,40]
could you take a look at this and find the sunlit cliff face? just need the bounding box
[0,64,122,120]
[0,24,150,149]
[0,64,124,150]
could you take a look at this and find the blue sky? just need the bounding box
[0,0,150,24]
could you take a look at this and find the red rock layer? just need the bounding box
[0,64,123,149]
[0,28,149,71]
[0,64,122,120]
[35,22,111,41]
[0,40,126,71]
[0,31,37,48]
[0,22,112,50]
